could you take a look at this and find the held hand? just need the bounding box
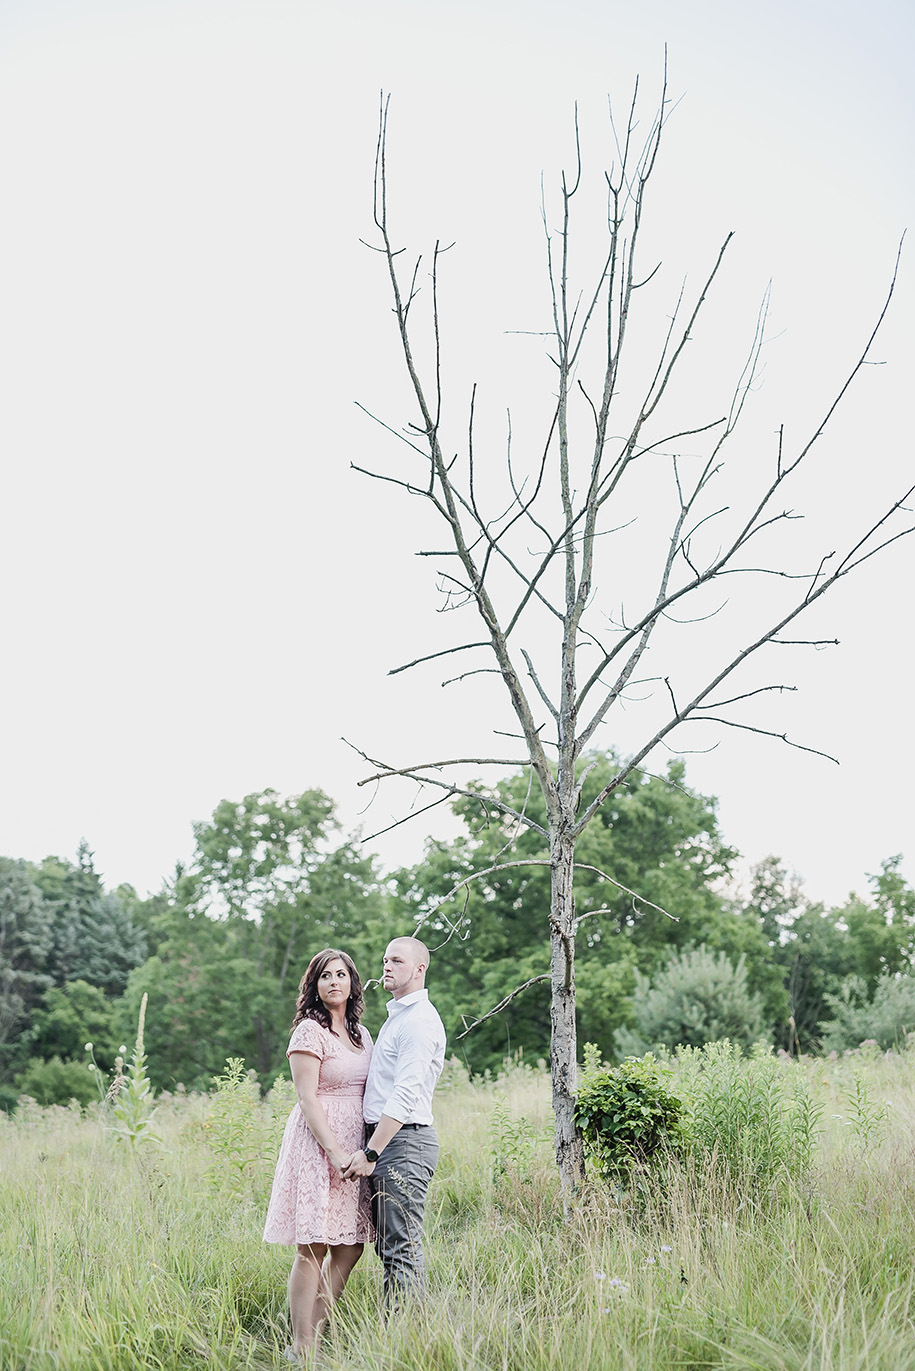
[341,1149,376,1180]
[329,1150,351,1174]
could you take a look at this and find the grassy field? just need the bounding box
[3,1048,915,1370]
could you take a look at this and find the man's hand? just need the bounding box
[342,1149,376,1180]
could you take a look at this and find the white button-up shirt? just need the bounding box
[362,988,446,1125]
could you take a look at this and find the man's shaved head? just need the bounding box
[388,936,430,968]
[382,936,431,999]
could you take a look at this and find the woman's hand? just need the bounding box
[341,1150,376,1180]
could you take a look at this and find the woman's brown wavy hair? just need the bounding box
[291,948,365,1048]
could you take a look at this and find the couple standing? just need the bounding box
[262,936,445,1357]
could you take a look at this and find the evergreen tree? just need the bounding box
[31,843,147,993]
[615,946,767,1056]
[0,859,54,1082]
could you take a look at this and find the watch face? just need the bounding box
[364,1148,379,1163]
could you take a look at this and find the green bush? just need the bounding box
[0,1083,20,1113]
[615,945,766,1056]
[574,1049,683,1183]
[29,980,118,1069]
[820,972,915,1053]
[205,1057,272,1200]
[15,1055,98,1107]
[671,1040,819,1188]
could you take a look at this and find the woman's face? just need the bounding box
[316,957,351,1009]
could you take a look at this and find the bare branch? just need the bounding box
[770,638,840,647]
[493,728,558,749]
[353,401,429,456]
[456,975,550,1039]
[574,484,915,833]
[572,906,620,930]
[695,684,797,710]
[686,715,839,764]
[441,667,502,687]
[358,794,453,845]
[661,599,729,625]
[355,756,532,783]
[388,642,489,677]
[522,648,560,722]
[418,856,676,925]
[571,863,677,922]
[342,738,549,836]
[349,463,428,496]
[778,236,906,485]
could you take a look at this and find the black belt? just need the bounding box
[365,1121,426,1131]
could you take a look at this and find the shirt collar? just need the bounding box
[385,988,429,1016]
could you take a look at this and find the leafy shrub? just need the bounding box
[820,972,915,1053]
[489,1095,551,1185]
[205,1057,269,1199]
[839,1064,888,1150]
[15,1055,97,1107]
[265,1071,296,1125]
[574,1048,683,1183]
[671,1040,819,1188]
[615,946,766,1057]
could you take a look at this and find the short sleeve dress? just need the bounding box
[263,1019,374,1247]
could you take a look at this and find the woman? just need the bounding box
[263,949,373,1357]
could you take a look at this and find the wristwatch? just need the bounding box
[364,1147,380,1163]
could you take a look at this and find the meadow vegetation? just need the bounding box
[4,1044,915,1370]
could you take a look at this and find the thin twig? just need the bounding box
[456,975,550,1039]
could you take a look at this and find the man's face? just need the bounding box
[382,941,420,1000]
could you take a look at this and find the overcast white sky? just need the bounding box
[0,0,912,909]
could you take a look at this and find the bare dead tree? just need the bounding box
[352,81,913,1203]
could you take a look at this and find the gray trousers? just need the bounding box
[367,1124,439,1302]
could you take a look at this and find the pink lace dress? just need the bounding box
[263,1019,374,1246]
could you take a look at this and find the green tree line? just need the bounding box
[2,754,913,1108]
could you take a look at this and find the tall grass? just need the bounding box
[4,1046,915,1369]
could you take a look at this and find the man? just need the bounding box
[342,936,446,1302]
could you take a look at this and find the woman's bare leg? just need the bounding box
[288,1243,327,1352]
[313,1243,364,1333]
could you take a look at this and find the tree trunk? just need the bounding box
[549,831,586,1203]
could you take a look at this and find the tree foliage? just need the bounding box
[0,858,54,1081]
[120,789,395,1087]
[31,843,147,993]
[820,973,915,1054]
[28,979,117,1070]
[2,777,912,1098]
[396,753,778,1071]
[615,945,767,1057]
